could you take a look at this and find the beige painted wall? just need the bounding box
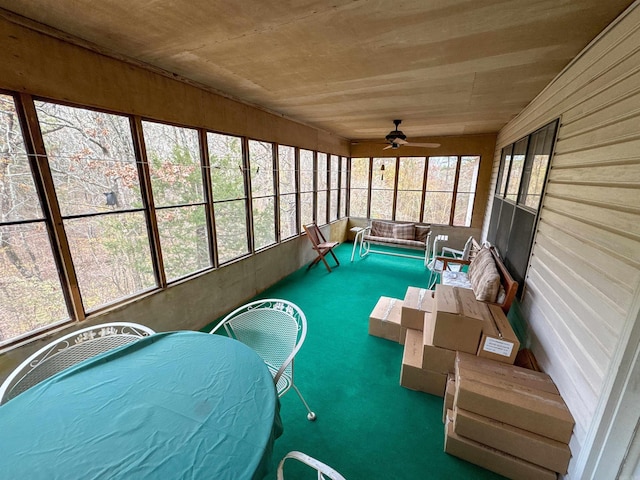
[487,5,640,477]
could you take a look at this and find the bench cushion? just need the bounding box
[443,270,506,304]
[415,225,430,243]
[393,223,416,240]
[371,220,395,238]
[468,247,501,302]
[364,235,425,249]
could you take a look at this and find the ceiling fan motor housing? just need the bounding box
[386,119,406,143]
[386,130,406,143]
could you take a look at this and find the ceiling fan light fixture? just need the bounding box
[381,119,440,150]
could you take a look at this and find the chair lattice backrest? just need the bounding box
[212,299,305,387]
[0,322,155,404]
[277,451,346,480]
[212,299,316,421]
[461,235,474,260]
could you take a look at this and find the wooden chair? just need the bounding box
[303,223,340,272]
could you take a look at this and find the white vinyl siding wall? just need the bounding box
[486,5,640,478]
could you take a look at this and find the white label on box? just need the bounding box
[483,337,514,357]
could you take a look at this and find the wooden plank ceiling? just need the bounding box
[0,0,632,142]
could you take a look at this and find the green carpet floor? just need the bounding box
[212,243,506,480]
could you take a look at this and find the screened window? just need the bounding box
[0,94,68,344]
[142,121,210,281]
[370,157,396,219]
[36,101,155,312]
[248,140,276,249]
[496,145,513,197]
[396,157,425,222]
[339,156,348,218]
[488,119,558,294]
[299,149,314,227]
[207,132,249,263]
[453,156,480,227]
[520,123,556,210]
[423,156,457,224]
[316,153,328,225]
[278,145,297,240]
[349,158,369,217]
[329,155,339,222]
[505,138,528,202]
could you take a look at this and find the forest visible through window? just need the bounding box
[0,91,481,347]
[350,155,480,225]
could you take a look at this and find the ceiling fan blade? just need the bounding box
[393,138,408,145]
[404,142,441,148]
[382,145,394,150]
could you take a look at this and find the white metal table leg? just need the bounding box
[350,227,365,262]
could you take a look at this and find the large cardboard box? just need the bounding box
[477,304,520,364]
[399,326,407,345]
[433,285,485,354]
[422,311,456,373]
[368,296,403,342]
[456,352,559,394]
[444,411,557,480]
[453,408,571,474]
[400,328,447,397]
[455,366,574,443]
[442,373,455,423]
[401,287,434,330]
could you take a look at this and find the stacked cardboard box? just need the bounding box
[399,287,449,395]
[433,285,520,364]
[400,284,519,397]
[444,352,574,479]
[368,296,405,343]
[401,286,434,331]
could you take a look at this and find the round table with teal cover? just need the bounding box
[0,331,283,479]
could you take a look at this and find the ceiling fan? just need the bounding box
[383,119,440,150]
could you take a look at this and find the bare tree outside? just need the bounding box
[453,156,479,226]
[340,157,348,218]
[249,140,276,249]
[396,157,425,222]
[207,132,249,263]
[35,101,155,312]
[0,95,67,344]
[278,145,297,239]
[299,149,314,227]
[316,153,327,225]
[370,157,396,219]
[142,121,210,280]
[424,156,457,224]
[349,157,369,217]
[329,155,339,222]
[1,93,480,347]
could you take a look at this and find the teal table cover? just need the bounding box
[0,331,283,479]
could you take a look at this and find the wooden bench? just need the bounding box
[440,242,517,314]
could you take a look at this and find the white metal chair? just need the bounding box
[0,322,155,405]
[277,451,346,480]
[210,298,316,420]
[426,232,449,288]
[441,235,474,263]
